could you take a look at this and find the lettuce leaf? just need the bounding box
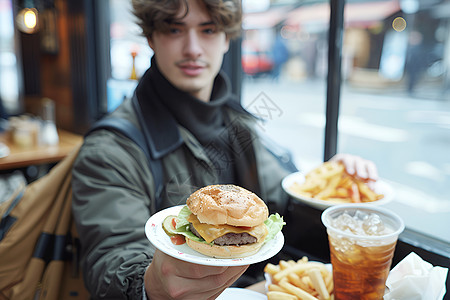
[173,206,204,242]
[264,213,286,241]
[176,205,192,229]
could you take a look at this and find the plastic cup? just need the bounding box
[321,204,404,300]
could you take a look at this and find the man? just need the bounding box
[72,0,377,299]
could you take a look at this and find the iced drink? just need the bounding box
[321,204,404,300]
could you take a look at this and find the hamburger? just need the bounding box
[162,184,285,258]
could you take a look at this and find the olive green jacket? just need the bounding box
[72,73,293,299]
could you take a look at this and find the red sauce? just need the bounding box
[170,234,186,245]
[237,226,252,230]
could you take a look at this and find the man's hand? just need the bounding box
[144,249,249,300]
[330,153,378,182]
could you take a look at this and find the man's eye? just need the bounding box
[169,28,180,34]
[203,28,216,34]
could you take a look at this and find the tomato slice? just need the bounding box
[172,217,177,229]
[170,234,186,245]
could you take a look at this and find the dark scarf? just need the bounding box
[135,58,236,184]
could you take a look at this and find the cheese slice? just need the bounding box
[187,213,268,244]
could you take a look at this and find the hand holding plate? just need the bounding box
[144,249,249,299]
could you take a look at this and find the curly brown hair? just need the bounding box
[131,0,242,39]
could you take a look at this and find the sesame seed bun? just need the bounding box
[186,184,269,227]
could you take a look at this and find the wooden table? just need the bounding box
[0,129,83,170]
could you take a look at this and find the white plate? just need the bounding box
[217,288,266,300]
[145,205,285,266]
[282,171,394,210]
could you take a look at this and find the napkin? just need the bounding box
[384,252,448,300]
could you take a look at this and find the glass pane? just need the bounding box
[0,0,21,116]
[241,0,450,245]
[241,1,329,171]
[107,0,153,112]
[338,0,450,243]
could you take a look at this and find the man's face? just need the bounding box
[148,0,230,102]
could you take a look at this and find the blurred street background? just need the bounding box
[242,76,450,243]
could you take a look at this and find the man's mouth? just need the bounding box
[177,61,207,76]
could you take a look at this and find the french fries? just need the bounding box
[289,161,383,204]
[265,257,334,300]
[267,291,297,300]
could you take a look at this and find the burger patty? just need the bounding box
[189,223,257,246]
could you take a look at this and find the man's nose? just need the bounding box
[183,31,202,58]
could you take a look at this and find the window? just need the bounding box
[240,0,450,255]
[102,0,449,259]
[339,1,450,245]
[106,0,152,113]
[0,0,23,116]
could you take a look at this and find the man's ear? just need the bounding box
[147,37,154,50]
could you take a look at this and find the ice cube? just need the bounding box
[362,213,385,236]
[354,210,369,221]
[333,213,354,231]
[330,235,355,253]
[333,212,366,235]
